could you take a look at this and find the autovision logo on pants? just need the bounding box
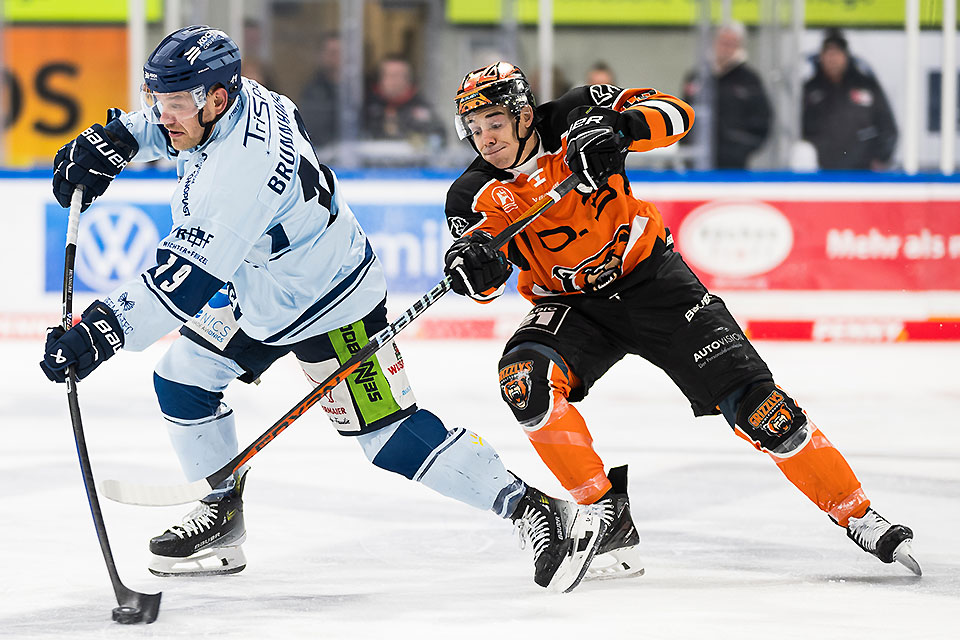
[677,200,794,280]
[45,202,172,293]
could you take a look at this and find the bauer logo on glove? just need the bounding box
[52,117,139,212]
[40,301,125,382]
[564,106,630,193]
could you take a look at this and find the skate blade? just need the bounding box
[149,545,247,577]
[547,507,604,594]
[585,545,645,581]
[893,540,922,576]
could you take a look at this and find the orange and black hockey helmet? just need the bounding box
[454,61,536,141]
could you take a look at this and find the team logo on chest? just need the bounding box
[552,224,631,292]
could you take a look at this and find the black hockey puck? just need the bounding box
[112,606,143,624]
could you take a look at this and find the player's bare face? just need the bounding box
[160,109,205,150]
[467,107,526,169]
[159,88,225,150]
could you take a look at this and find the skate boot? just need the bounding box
[587,465,644,580]
[148,472,248,577]
[510,485,604,593]
[845,507,921,576]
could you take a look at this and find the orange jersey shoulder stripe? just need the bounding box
[615,89,695,152]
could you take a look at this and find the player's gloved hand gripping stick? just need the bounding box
[59,186,162,624]
[101,173,583,507]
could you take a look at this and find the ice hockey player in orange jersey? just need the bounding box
[442,61,920,578]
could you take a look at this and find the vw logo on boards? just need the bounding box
[75,204,160,292]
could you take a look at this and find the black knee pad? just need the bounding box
[498,343,569,429]
[734,382,810,455]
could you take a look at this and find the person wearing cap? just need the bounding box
[802,29,898,170]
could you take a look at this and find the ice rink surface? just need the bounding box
[2,330,959,639]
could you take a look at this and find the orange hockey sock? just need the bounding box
[735,426,870,526]
[523,368,611,504]
[525,398,610,504]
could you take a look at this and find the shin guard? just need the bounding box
[499,344,611,504]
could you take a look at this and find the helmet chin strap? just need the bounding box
[506,117,538,169]
[195,96,234,145]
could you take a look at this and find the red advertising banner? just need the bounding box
[657,200,960,290]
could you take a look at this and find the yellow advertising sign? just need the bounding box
[3,0,163,22]
[446,0,953,27]
[3,27,130,167]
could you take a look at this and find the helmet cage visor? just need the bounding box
[140,84,207,124]
[454,79,532,140]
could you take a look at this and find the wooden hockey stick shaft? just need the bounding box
[62,186,162,622]
[100,173,581,506]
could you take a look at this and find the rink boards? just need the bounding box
[3,170,959,341]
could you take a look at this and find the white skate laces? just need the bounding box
[594,500,617,529]
[846,510,888,552]
[168,502,218,539]
[515,505,551,559]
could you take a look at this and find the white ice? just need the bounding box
[2,307,959,639]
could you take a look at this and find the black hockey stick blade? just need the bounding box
[62,187,161,622]
[100,174,581,506]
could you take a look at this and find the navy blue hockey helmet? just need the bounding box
[141,25,241,123]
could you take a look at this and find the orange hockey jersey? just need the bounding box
[445,84,694,302]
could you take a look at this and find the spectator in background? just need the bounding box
[585,61,616,86]
[363,55,445,148]
[802,29,897,170]
[529,65,573,101]
[241,19,276,89]
[682,21,772,169]
[299,33,342,148]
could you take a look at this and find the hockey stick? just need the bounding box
[61,187,162,623]
[100,173,582,506]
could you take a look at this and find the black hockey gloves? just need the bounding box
[40,301,124,382]
[53,117,139,212]
[564,106,633,192]
[444,230,513,301]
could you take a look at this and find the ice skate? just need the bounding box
[148,473,248,577]
[846,508,921,576]
[587,465,644,580]
[511,486,604,593]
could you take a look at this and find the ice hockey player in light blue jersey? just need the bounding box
[40,25,606,592]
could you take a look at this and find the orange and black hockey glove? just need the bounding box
[564,106,632,192]
[444,231,513,301]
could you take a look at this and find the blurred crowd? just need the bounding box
[251,21,898,172]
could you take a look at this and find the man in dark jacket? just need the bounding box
[299,33,342,149]
[802,29,898,170]
[363,55,445,147]
[682,21,773,169]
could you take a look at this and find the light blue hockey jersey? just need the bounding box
[104,78,387,352]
